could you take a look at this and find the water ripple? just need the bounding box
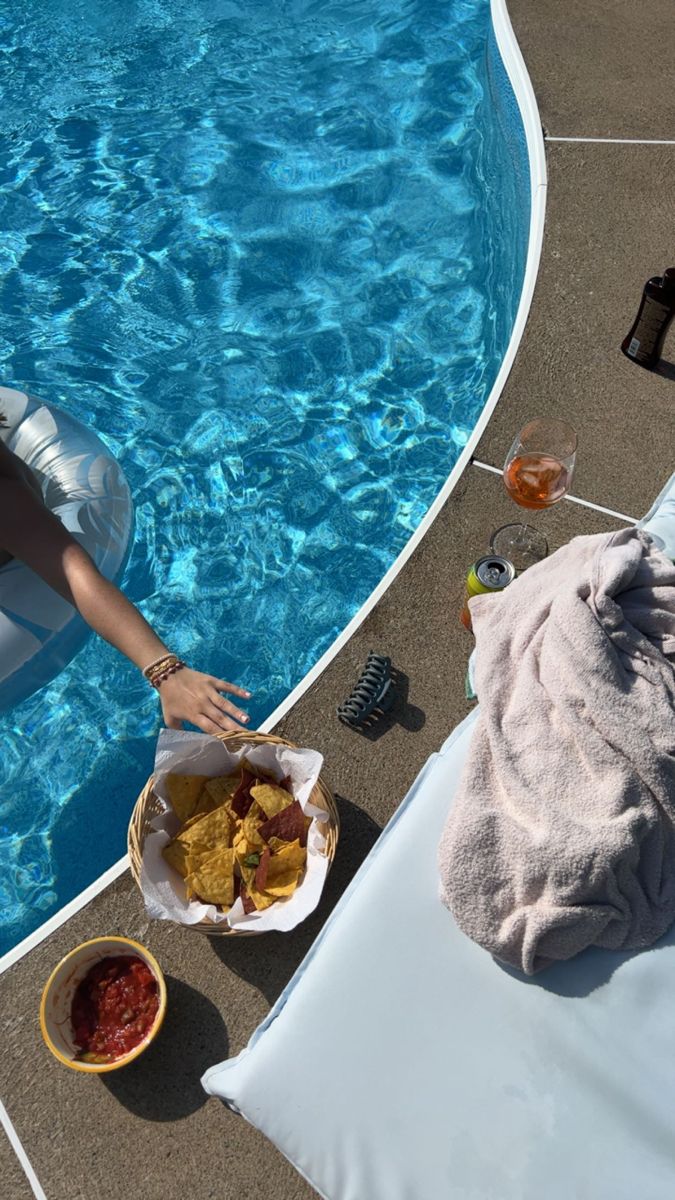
[0,0,526,951]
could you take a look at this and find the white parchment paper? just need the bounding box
[140,730,330,932]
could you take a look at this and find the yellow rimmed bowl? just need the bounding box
[39,935,167,1074]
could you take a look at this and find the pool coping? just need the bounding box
[0,0,547,981]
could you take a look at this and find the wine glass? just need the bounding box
[490,417,577,570]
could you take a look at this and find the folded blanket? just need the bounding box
[438,528,675,974]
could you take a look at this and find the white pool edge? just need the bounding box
[0,0,546,981]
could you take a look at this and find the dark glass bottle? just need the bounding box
[621,268,675,369]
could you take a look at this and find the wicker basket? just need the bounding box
[127,729,339,937]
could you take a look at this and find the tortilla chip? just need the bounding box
[165,774,210,824]
[233,835,262,868]
[176,804,234,851]
[258,800,309,846]
[185,842,219,874]
[239,880,257,915]
[177,840,216,897]
[190,792,219,820]
[267,832,309,853]
[187,773,240,821]
[241,757,279,785]
[186,847,235,907]
[244,883,276,911]
[254,847,271,892]
[232,767,257,819]
[183,807,214,830]
[268,838,306,879]
[238,839,306,906]
[265,878,301,898]
[238,859,257,889]
[241,801,265,848]
[238,859,276,909]
[204,774,240,807]
[162,839,192,879]
[251,782,294,820]
[239,876,278,914]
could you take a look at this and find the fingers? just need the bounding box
[210,690,250,724]
[165,704,239,736]
[199,712,250,736]
[199,716,228,736]
[159,671,253,736]
[204,700,244,732]
[211,678,252,701]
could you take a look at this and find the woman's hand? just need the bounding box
[158,669,253,735]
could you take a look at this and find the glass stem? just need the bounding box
[514,522,530,550]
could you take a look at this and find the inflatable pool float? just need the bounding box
[0,385,133,712]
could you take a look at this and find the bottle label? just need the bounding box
[629,296,672,362]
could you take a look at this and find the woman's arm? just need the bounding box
[0,470,251,734]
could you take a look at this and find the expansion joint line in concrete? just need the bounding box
[0,1099,47,1200]
[470,460,638,523]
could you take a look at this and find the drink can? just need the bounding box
[460,554,515,631]
[468,555,516,595]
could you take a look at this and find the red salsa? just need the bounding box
[71,955,159,1063]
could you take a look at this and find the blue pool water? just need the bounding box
[0,0,528,954]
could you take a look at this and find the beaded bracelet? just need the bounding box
[142,653,176,679]
[143,654,182,679]
[142,653,186,689]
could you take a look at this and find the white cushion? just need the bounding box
[203,709,675,1199]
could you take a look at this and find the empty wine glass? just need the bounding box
[490,417,577,571]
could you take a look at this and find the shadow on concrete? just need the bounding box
[341,667,426,743]
[654,359,675,382]
[101,976,229,1120]
[210,792,381,1005]
[496,922,675,998]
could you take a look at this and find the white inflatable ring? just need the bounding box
[0,385,133,712]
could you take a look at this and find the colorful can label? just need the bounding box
[461,554,515,631]
[468,555,516,596]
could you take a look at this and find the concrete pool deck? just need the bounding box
[2,1,675,1197]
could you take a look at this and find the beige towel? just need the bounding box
[438,528,675,974]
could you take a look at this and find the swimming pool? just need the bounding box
[0,0,528,955]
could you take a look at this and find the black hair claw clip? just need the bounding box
[336,652,395,730]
